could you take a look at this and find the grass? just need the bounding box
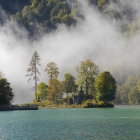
[23,100,114,109]
[24,101,83,109]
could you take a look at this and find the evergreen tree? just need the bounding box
[0,78,14,105]
[26,50,41,101]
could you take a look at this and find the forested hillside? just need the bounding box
[0,0,110,36]
[0,0,134,36]
[14,0,77,36]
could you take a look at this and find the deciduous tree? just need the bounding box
[48,79,63,102]
[63,73,77,97]
[128,86,140,105]
[45,62,60,102]
[95,71,116,104]
[36,82,48,101]
[77,60,99,96]
[45,62,59,82]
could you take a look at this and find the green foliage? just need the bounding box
[63,73,77,96]
[116,76,139,105]
[126,78,140,105]
[136,80,140,91]
[97,0,107,7]
[128,86,140,105]
[95,71,116,104]
[25,59,118,107]
[61,14,76,26]
[44,62,63,103]
[82,99,114,108]
[48,79,64,103]
[14,0,76,35]
[77,60,99,96]
[0,78,14,105]
[36,82,48,101]
[82,99,96,108]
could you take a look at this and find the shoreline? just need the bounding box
[1,104,140,111]
[0,104,38,111]
[34,102,114,109]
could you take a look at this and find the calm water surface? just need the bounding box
[0,106,140,140]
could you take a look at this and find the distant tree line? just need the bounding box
[26,51,117,106]
[116,75,140,105]
[27,51,140,106]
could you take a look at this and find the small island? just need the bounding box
[0,58,116,110]
[25,55,117,109]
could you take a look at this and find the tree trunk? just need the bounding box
[35,56,37,102]
[85,79,89,95]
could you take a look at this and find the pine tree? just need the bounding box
[26,50,41,101]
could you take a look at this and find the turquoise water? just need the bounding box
[0,107,140,140]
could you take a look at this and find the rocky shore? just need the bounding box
[0,104,38,111]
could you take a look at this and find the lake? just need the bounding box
[0,106,140,140]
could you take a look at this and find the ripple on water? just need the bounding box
[0,108,140,140]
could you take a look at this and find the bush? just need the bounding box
[82,99,96,108]
[82,99,114,108]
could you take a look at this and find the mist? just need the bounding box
[0,0,140,104]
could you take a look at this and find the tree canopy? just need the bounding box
[36,82,48,101]
[45,62,59,81]
[95,71,116,104]
[63,73,77,96]
[0,78,14,105]
[45,62,62,102]
[77,60,99,96]
[14,0,76,36]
